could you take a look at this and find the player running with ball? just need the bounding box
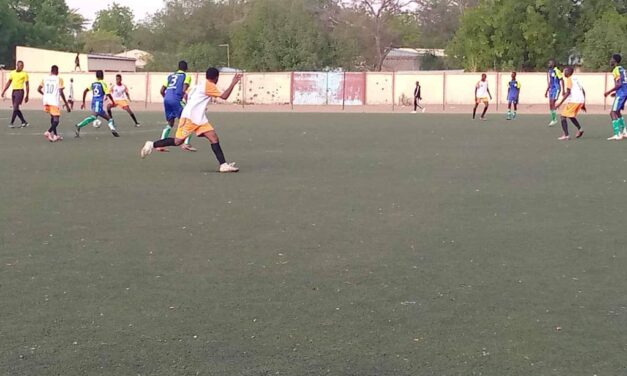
[141,68,242,173]
[75,70,119,138]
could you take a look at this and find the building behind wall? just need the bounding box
[16,46,136,72]
[382,48,447,71]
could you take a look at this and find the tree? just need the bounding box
[81,30,124,54]
[0,0,19,66]
[344,0,414,70]
[414,0,479,48]
[581,11,627,71]
[231,0,333,71]
[446,0,576,71]
[92,2,135,47]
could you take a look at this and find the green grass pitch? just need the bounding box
[1,109,627,375]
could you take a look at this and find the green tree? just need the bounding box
[0,0,19,66]
[231,0,333,71]
[447,0,575,71]
[581,11,627,71]
[80,30,124,54]
[92,2,135,47]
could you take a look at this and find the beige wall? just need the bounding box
[9,69,614,108]
[16,46,87,73]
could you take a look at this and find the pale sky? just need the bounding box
[66,0,165,24]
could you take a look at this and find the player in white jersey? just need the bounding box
[555,66,585,140]
[107,74,140,126]
[140,68,242,173]
[37,65,71,142]
[473,73,492,120]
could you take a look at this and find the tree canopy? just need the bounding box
[1,0,627,71]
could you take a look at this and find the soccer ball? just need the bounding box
[93,120,102,128]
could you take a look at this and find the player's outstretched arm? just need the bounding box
[219,74,242,100]
[160,85,166,98]
[582,88,587,112]
[37,83,44,96]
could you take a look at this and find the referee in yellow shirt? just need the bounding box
[1,60,30,128]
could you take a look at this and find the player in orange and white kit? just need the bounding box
[140,68,242,173]
[37,65,71,142]
[107,74,140,127]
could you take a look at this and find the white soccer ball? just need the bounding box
[93,120,102,128]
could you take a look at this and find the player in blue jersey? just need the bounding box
[75,70,119,137]
[506,72,521,120]
[545,59,564,127]
[604,54,627,140]
[159,61,195,152]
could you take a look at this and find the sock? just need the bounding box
[107,119,116,131]
[619,117,626,132]
[17,110,26,124]
[130,113,138,124]
[77,115,97,128]
[612,119,621,136]
[161,125,172,139]
[211,142,226,165]
[561,119,569,136]
[481,107,488,118]
[50,117,60,135]
[184,136,192,146]
[513,111,517,118]
[154,138,176,148]
[570,118,581,130]
[551,110,557,122]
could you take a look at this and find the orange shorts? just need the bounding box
[475,97,489,104]
[561,103,583,118]
[113,100,130,108]
[175,118,215,139]
[44,105,61,116]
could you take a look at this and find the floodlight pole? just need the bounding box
[219,44,230,68]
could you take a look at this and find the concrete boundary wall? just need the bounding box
[1,70,613,110]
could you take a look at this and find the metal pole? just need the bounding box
[392,71,396,112]
[342,71,346,110]
[442,72,447,112]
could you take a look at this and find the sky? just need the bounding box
[65,0,165,24]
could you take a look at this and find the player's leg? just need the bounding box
[513,101,518,119]
[506,101,512,120]
[549,92,558,126]
[608,97,623,140]
[199,129,238,172]
[472,101,479,119]
[558,114,570,140]
[481,102,489,119]
[11,90,28,127]
[124,106,140,126]
[75,111,98,137]
[106,102,114,118]
[570,117,583,139]
[413,98,417,113]
[141,120,191,158]
[98,110,119,137]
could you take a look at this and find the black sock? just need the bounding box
[49,117,60,135]
[570,118,581,130]
[130,113,138,124]
[211,142,226,165]
[17,110,26,123]
[154,138,176,148]
[481,107,488,118]
[561,118,569,136]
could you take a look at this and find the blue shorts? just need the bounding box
[91,101,107,117]
[549,88,560,101]
[612,94,627,112]
[508,96,518,105]
[164,100,184,121]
